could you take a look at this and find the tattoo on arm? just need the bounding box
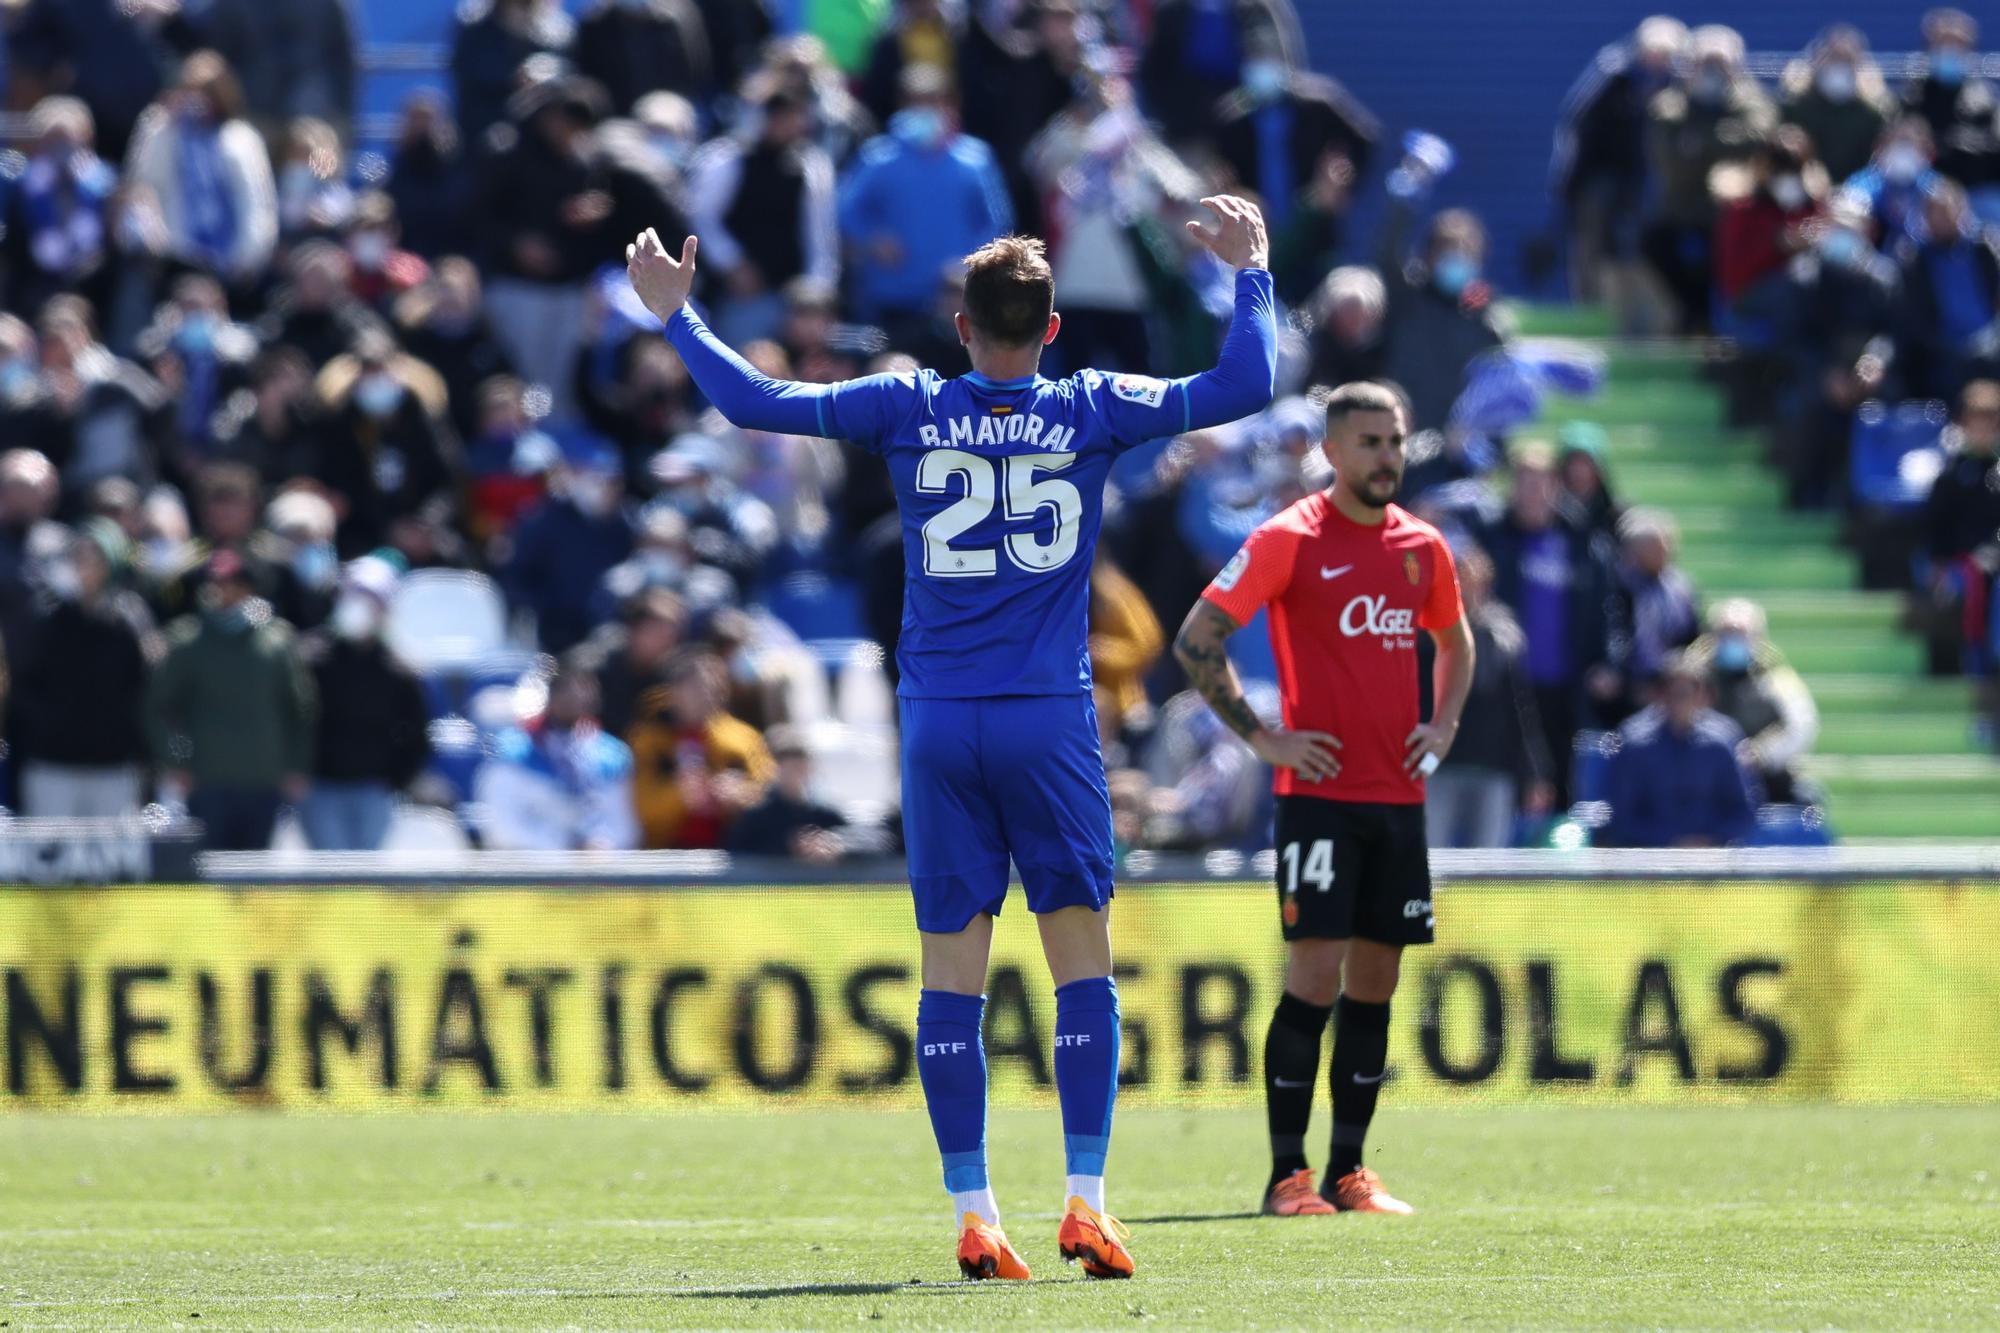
[1174,602,1264,741]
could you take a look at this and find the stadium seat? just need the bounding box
[1850,400,1949,513]
[766,571,867,641]
[1746,803,1836,847]
[1567,730,1615,830]
[382,803,473,852]
[387,571,510,673]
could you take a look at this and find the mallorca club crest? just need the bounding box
[1404,552,1421,586]
[1282,897,1300,927]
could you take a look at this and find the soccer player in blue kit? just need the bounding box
[626,196,1275,1281]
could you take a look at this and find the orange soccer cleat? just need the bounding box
[1057,1196,1135,1279]
[1262,1168,1338,1216]
[957,1213,1033,1281]
[1325,1167,1415,1215]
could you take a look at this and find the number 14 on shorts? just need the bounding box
[1281,839,1335,893]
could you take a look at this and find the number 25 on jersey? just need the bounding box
[916,450,1082,578]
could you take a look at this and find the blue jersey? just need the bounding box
[664,268,1278,699]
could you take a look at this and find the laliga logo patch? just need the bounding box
[1111,374,1166,408]
[1214,547,1251,591]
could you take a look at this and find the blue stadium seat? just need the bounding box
[765,571,865,641]
[1567,729,1615,830]
[1850,400,1949,512]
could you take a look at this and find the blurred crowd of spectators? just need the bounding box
[0,0,1900,859]
[1554,9,2000,745]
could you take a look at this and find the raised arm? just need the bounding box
[626,227,837,437]
[1180,197,1277,429]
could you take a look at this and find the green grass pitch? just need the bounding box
[2,1106,1997,1329]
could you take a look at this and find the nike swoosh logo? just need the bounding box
[1272,1078,1311,1089]
[1320,564,1354,580]
[1352,1071,1387,1085]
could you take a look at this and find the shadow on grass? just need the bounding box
[677,1279,1066,1300]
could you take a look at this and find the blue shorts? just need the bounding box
[899,693,1115,934]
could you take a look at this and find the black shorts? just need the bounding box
[1272,795,1434,946]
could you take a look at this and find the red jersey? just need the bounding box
[1201,493,1463,804]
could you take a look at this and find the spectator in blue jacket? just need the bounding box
[836,63,1011,339]
[501,434,635,652]
[1605,655,1757,848]
[1898,179,2000,398]
[473,656,638,850]
[1843,117,1947,247]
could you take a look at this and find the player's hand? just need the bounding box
[1250,726,1341,782]
[1185,195,1269,270]
[1403,721,1457,778]
[627,227,698,323]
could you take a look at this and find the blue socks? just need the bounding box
[916,989,995,1225]
[1054,975,1120,1213]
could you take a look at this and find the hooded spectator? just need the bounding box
[1684,598,1821,806]
[1550,16,1688,323]
[451,0,576,145]
[386,93,475,262]
[1780,25,1898,183]
[837,64,1012,336]
[1556,421,1624,538]
[1419,545,1554,848]
[123,52,278,286]
[301,557,431,850]
[574,0,714,114]
[13,522,155,818]
[3,98,118,321]
[474,657,639,851]
[1643,25,1777,332]
[147,547,316,850]
[1605,654,1757,848]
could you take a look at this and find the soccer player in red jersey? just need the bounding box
[1173,380,1474,1216]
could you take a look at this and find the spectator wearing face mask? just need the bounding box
[1643,25,1776,333]
[13,522,156,818]
[155,462,308,626]
[646,432,779,600]
[1844,118,1947,247]
[1139,0,1306,148]
[36,295,173,499]
[1714,125,1826,314]
[726,724,849,862]
[1684,598,1820,807]
[1377,150,1507,433]
[1919,381,2000,695]
[860,0,958,127]
[627,651,774,849]
[1417,545,1553,849]
[1780,25,1897,184]
[122,52,278,287]
[136,274,261,485]
[474,656,638,851]
[260,242,378,371]
[147,547,316,850]
[384,93,472,261]
[1211,29,1378,302]
[592,504,734,626]
[261,489,341,633]
[1904,8,2000,196]
[299,557,431,850]
[396,257,516,445]
[343,193,431,314]
[461,375,557,548]
[210,347,326,490]
[837,64,1012,338]
[1775,192,1900,508]
[685,88,839,347]
[574,0,715,115]
[502,435,635,653]
[1549,16,1688,323]
[273,116,356,243]
[1477,444,1630,801]
[1305,266,1387,391]
[1616,506,1701,698]
[1897,179,2000,399]
[1603,655,1757,849]
[2,98,118,323]
[310,330,454,556]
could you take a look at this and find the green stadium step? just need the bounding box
[1679,548,1858,592]
[1722,590,1900,634]
[1502,303,1617,339]
[1769,635,1923,675]
[1673,510,1840,547]
[1803,673,1973,715]
[1806,754,2000,799]
[1823,794,2000,838]
[1616,471,1786,510]
[1816,712,1987,756]
[1537,391,1726,429]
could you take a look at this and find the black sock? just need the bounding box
[1328,996,1392,1180]
[1264,991,1332,1189]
